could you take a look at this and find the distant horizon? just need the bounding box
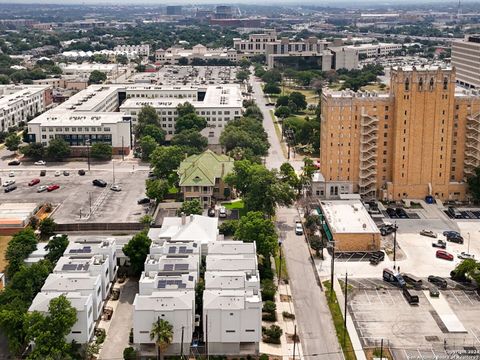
[0,0,474,5]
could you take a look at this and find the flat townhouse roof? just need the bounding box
[320,200,379,234]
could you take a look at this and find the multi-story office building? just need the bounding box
[452,35,480,89]
[320,65,480,201]
[27,83,243,153]
[233,30,278,55]
[166,5,183,15]
[155,44,238,64]
[0,85,52,132]
[114,44,150,57]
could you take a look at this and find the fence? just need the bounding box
[55,222,145,232]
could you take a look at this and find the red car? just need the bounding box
[436,250,454,261]
[28,178,40,186]
[47,184,60,192]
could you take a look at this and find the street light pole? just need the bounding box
[86,139,91,172]
[468,232,470,254]
[393,221,397,271]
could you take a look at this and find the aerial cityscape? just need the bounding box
[0,1,480,360]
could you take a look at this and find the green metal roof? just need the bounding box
[178,150,234,187]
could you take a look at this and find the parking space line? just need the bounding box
[387,290,396,305]
[364,289,371,305]
[462,291,475,306]
[416,349,425,360]
[471,328,480,345]
[449,290,462,305]
[375,289,385,305]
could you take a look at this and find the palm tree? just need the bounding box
[150,317,174,360]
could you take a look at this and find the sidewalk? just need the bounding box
[260,282,304,360]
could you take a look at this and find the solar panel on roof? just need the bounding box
[179,246,187,253]
[175,263,189,271]
[186,249,193,253]
[193,243,198,247]
[188,275,194,281]
[168,247,176,254]
[164,264,174,271]
[158,280,166,288]
[62,264,77,271]
[178,283,187,288]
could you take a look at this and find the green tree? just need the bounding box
[263,82,281,94]
[276,95,289,107]
[5,133,21,151]
[88,70,107,84]
[309,235,324,258]
[24,295,77,360]
[45,234,69,264]
[146,179,169,203]
[175,113,207,134]
[178,57,189,65]
[235,211,278,258]
[90,142,112,160]
[236,69,250,82]
[218,220,239,236]
[274,106,291,119]
[150,145,185,179]
[139,135,158,161]
[289,91,307,110]
[46,138,71,160]
[150,317,173,360]
[5,228,37,278]
[38,217,56,240]
[467,167,480,202]
[136,105,160,136]
[261,69,282,83]
[116,54,129,65]
[176,102,196,117]
[20,142,45,160]
[178,199,202,216]
[225,161,296,217]
[0,74,10,84]
[171,129,208,155]
[123,231,151,276]
[280,162,300,190]
[141,124,165,144]
[244,105,263,120]
[220,117,269,158]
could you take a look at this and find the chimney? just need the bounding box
[181,212,186,225]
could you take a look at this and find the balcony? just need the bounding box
[465,149,480,161]
[360,169,377,179]
[360,151,377,162]
[360,142,377,153]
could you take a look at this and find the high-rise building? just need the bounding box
[452,35,480,89]
[320,66,480,202]
[215,5,234,19]
[166,5,183,16]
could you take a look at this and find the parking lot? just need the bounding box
[349,287,480,360]
[0,167,149,223]
[153,65,240,86]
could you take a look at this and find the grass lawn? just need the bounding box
[0,236,12,272]
[168,185,179,194]
[274,247,288,281]
[223,200,247,218]
[323,280,357,360]
[282,86,319,102]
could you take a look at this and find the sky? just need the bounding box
[0,0,466,4]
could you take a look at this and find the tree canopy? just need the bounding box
[5,228,38,278]
[150,145,185,179]
[178,199,202,216]
[174,113,207,134]
[5,133,21,151]
[45,234,69,265]
[90,142,112,160]
[139,135,158,161]
[20,142,45,160]
[146,178,170,203]
[467,167,480,202]
[171,129,208,155]
[136,105,160,137]
[235,211,278,258]
[88,70,107,84]
[46,138,71,161]
[123,231,152,276]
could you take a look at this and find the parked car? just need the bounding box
[380,224,397,236]
[295,222,304,235]
[54,171,61,177]
[110,184,122,192]
[420,229,437,238]
[4,184,17,193]
[28,178,40,186]
[34,160,46,165]
[63,171,70,176]
[432,240,447,249]
[40,170,46,177]
[207,208,216,217]
[2,180,15,187]
[447,206,462,219]
[443,230,460,238]
[8,160,20,166]
[395,208,408,219]
[47,184,60,192]
[403,287,419,305]
[458,252,475,260]
[446,234,464,244]
[369,251,385,265]
[436,250,454,261]
[428,275,448,289]
[219,206,227,218]
[137,197,150,205]
[386,207,397,218]
[78,169,86,176]
[429,285,440,297]
[37,185,48,193]
[92,179,107,187]
[8,171,15,177]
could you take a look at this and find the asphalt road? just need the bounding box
[252,75,343,359]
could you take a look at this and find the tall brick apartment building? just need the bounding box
[320,66,480,201]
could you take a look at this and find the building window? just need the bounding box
[246,329,255,332]
[429,78,434,90]
[418,77,423,91]
[405,78,409,91]
[226,330,236,333]
[443,77,448,90]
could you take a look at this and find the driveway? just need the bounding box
[99,279,138,360]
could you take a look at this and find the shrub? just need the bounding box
[262,300,276,314]
[282,311,295,320]
[95,328,106,344]
[261,279,277,301]
[218,220,239,236]
[123,346,137,360]
[262,325,283,344]
[262,312,277,322]
[259,354,269,360]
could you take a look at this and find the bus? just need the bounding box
[402,273,423,290]
[383,268,406,288]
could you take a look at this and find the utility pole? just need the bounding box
[112,160,115,185]
[380,338,383,360]
[180,326,184,359]
[292,325,297,360]
[89,192,92,216]
[467,232,470,254]
[330,243,335,296]
[393,221,397,270]
[343,272,348,347]
[86,139,91,172]
[205,314,209,360]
